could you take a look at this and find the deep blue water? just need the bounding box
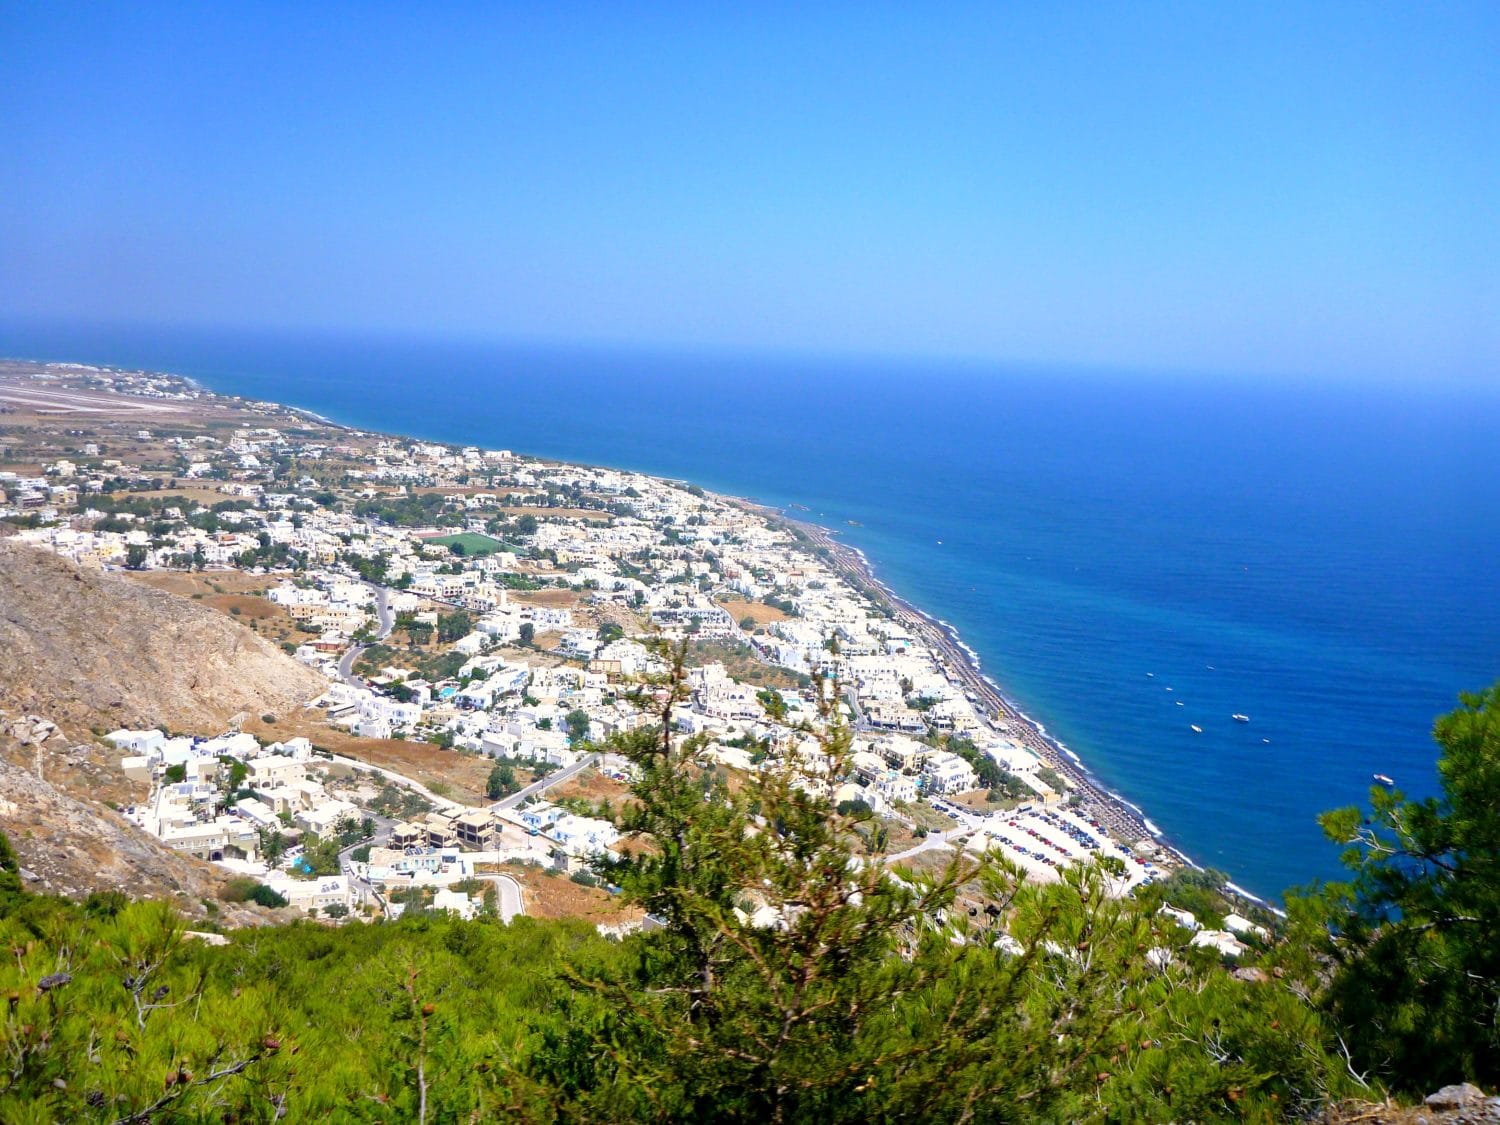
[5,321,1498,901]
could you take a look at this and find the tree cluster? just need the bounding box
[1,668,1497,1119]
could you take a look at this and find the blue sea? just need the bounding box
[5,321,1498,901]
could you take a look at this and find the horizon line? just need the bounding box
[2,312,1497,392]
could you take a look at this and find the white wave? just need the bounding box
[1102,787,1150,821]
[1224,881,1286,917]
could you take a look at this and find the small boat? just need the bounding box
[1190,724,1203,734]
[1261,738,1271,744]
[1373,773,1395,787]
[1175,700,1184,707]
[1232,713,1250,723]
[1146,672,1154,678]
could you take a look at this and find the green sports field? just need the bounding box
[425,532,508,556]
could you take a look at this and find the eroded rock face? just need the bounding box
[0,540,324,919]
[0,539,325,736]
[0,753,271,925]
[1425,1083,1487,1110]
[6,714,60,745]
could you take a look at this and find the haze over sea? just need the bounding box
[6,321,1497,901]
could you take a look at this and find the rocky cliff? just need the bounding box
[0,539,328,917]
[0,751,274,924]
[0,539,326,735]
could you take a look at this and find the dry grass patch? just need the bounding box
[550,767,634,809]
[495,863,644,924]
[898,800,960,834]
[126,569,277,597]
[718,598,789,626]
[889,847,962,880]
[125,487,236,505]
[510,589,582,609]
[249,715,493,805]
[869,818,923,856]
[411,485,497,497]
[500,505,612,522]
[209,593,280,620]
[124,571,306,646]
[949,788,1022,814]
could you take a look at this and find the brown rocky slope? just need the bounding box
[0,751,278,925]
[0,539,326,736]
[0,540,328,918]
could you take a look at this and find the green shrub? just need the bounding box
[218,877,259,903]
[247,884,289,909]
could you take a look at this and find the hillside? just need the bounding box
[0,539,327,916]
[0,753,273,924]
[0,539,326,736]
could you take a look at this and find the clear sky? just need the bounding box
[3,3,1496,381]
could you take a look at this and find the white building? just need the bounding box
[921,749,978,795]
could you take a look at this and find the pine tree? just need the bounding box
[528,642,1349,1122]
[1286,682,1500,1093]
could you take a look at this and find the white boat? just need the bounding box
[1232,713,1250,723]
[1373,773,1395,787]
[1190,724,1203,733]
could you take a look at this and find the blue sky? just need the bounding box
[3,3,1496,380]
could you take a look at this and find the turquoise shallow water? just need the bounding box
[5,321,1497,900]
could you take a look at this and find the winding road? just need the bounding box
[478,873,526,922]
[304,578,534,920]
[337,582,394,686]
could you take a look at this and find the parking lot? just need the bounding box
[964,804,1156,891]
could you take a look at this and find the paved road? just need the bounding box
[843,684,867,729]
[370,583,393,636]
[885,825,976,862]
[478,873,525,922]
[336,646,362,686]
[337,582,394,686]
[338,826,389,906]
[494,752,599,811]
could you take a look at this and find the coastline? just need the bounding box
[12,355,1211,890]
[183,373,348,430]
[782,514,1264,899]
[771,514,1175,847]
[11,345,1491,909]
[783,517,1285,908]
